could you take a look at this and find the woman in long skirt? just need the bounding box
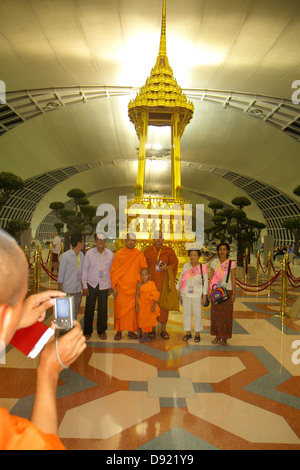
[209,243,236,346]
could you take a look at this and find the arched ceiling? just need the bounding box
[0,0,300,241]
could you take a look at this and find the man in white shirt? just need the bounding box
[51,232,62,273]
[82,233,113,340]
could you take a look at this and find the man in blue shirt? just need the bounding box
[57,232,85,320]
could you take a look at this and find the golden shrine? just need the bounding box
[115,0,195,264]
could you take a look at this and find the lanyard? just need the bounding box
[98,250,104,266]
[73,250,81,271]
[155,247,162,262]
[218,260,228,278]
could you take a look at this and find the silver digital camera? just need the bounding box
[53,295,75,331]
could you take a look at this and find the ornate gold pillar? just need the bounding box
[171,111,182,200]
[135,110,149,199]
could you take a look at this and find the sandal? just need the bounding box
[114,331,122,341]
[182,333,192,341]
[160,331,170,340]
[194,335,201,343]
[219,339,227,346]
[128,331,138,339]
[212,337,220,344]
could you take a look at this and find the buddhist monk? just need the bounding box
[111,233,148,341]
[136,268,160,343]
[144,231,178,339]
[0,229,86,450]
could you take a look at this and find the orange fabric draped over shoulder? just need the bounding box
[138,281,160,332]
[144,245,178,324]
[111,247,148,332]
[0,408,65,450]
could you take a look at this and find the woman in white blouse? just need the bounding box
[177,249,208,343]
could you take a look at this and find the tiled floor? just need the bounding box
[1,260,300,450]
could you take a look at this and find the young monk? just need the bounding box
[136,268,160,343]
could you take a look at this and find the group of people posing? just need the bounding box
[58,231,236,346]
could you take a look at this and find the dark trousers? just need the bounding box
[83,284,109,335]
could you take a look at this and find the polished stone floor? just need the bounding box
[1,260,300,450]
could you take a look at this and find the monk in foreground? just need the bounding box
[111,233,148,341]
[136,268,160,343]
[0,229,86,450]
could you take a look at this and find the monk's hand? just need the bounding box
[159,264,167,272]
[39,322,86,375]
[19,291,66,329]
[113,286,118,298]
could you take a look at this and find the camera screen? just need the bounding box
[56,298,70,318]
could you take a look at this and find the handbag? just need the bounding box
[159,266,180,311]
[200,263,210,307]
[210,260,232,304]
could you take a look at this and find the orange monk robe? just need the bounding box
[138,281,160,333]
[110,247,148,332]
[0,408,65,450]
[144,245,178,324]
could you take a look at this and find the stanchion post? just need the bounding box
[33,250,39,294]
[276,256,289,319]
[244,248,248,283]
[285,252,289,298]
[267,251,272,296]
[48,243,52,286]
[256,250,260,285]
[38,244,42,282]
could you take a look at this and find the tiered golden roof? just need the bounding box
[128,0,194,134]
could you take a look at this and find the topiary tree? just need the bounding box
[0,172,31,241]
[7,220,30,242]
[0,172,25,209]
[293,185,300,197]
[205,197,266,266]
[49,188,97,249]
[283,186,300,256]
[283,218,300,256]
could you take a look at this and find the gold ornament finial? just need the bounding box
[158,0,167,59]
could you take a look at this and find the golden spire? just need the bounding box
[128,0,194,130]
[156,0,168,66]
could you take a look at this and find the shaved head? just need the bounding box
[0,229,28,307]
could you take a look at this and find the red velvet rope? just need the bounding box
[236,270,281,292]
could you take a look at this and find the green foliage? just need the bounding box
[293,185,300,197]
[7,220,30,241]
[0,171,25,208]
[49,201,65,211]
[49,188,98,246]
[231,197,251,209]
[206,197,266,266]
